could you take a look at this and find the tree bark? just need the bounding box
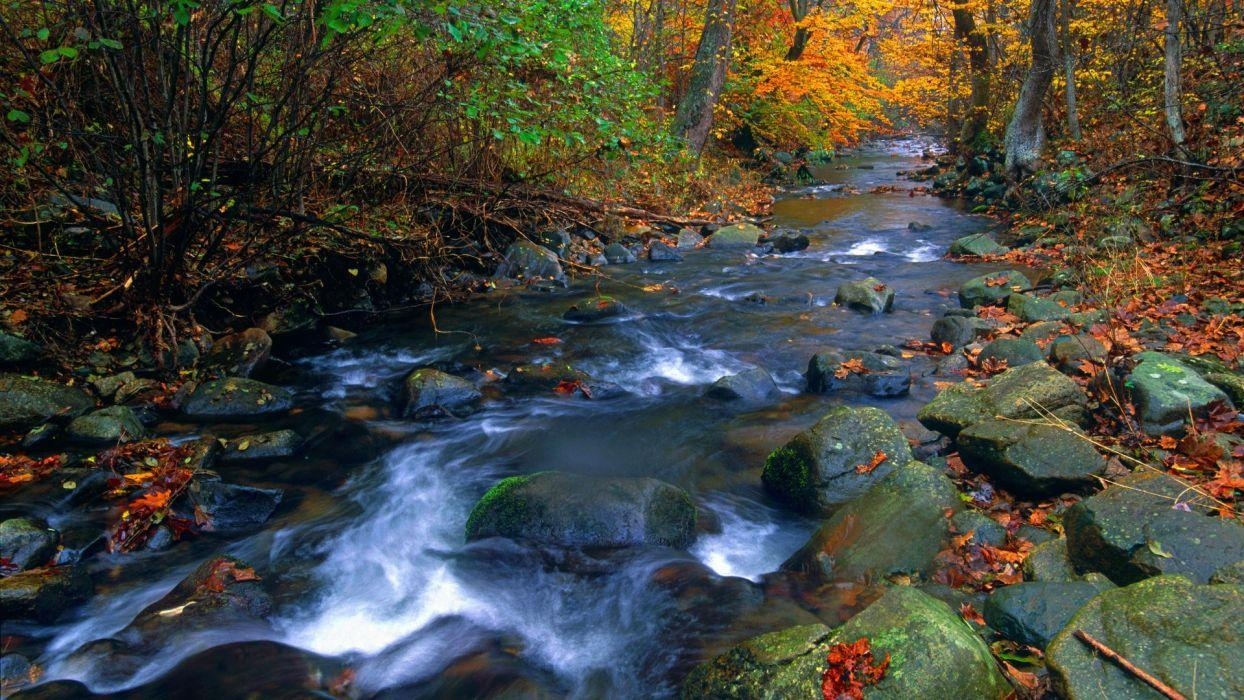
[953,4,990,153]
[672,0,738,155]
[1164,0,1187,153]
[784,0,823,60]
[1004,0,1059,180]
[1061,0,1082,140]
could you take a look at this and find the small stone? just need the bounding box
[220,430,303,462]
[0,518,58,572]
[65,405,148,445]
[203,328,273,378]
[676,229,704,249]
[931,315,991,348]
[648,241,683,262]
[403,368,482,418]
[767,231,810,253]
[182,378,294,419]
[1007,293,1073,322]
[958,270,1032,309]
[603,242,637,264]
[948,233,1008,257]
[705,368,781,402]
[978,337,1045,368]
[835,277,894,314]
[563,298,629,323]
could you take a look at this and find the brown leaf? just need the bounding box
[855,450,888,475]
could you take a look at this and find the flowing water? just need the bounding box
[13,138,1018,698]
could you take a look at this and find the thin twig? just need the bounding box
[1073,630,1188,700]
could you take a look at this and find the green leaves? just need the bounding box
[39,45,78,64]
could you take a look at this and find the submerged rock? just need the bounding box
[0,565,93,622]
[182,378,294,419]
[957,419,1106,497]
[1127,352,1232,435]
[705,368,781,402]
[767,230,810,253]
[219,429,304,462]
[805,350,910,397]
[563,297,629,323]
[0,517,58,572]
[761,405,914,514]
[403,368,482,418]
[176,478,283,532]
[464,471,696,549]
[1047,575,1244,699]
[603,242,637,264]
[0,374,94,430]
[834,277,894,314]
[917,361,1087,438]
[649,241,683,262]
[958,270,1031,308]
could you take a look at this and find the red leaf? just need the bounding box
[822,638,890,700]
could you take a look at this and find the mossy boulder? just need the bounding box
[65,405,148,445]
[202,328,272,379]
[0,518,58,572]
[957,419,1106,497]
[1063,469,1244,585]
[917,361,1087,438]
[958,270,1031,308]
[564,297,629,323]
[834,277,895,314]
[978,337,1046,368]
[219,429,304,463]
[1047,576,1244,699]
[680,623,832,699]
[403,368,482,418]
[0,332,42,366]
[497,239,565,281]
[984,580,1113,649]
[1127,352,1232,435]
[0,374,94,430]
[930,314,991,349]
[0,565,93,622]
[1023,538,1080,582]
[1048,334,1107,373]
[781,462,960,583]
[183,378,294,419]
[464,471,696,549]
[949,233,1008,257]
[761,406,914,515]
[709,223,763,249]
[805,350,911,397]
[1006,293,1073,322]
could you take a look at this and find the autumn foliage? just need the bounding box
[821,637,891,700]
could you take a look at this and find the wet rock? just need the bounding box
[1007,292,1073,322]
[90,371,136,399]
[0,332,42,366]
[978,337,1045,368]
[1022,320,1069,344]
[536,228,572,257]
[0,654,35,693]
[930,315,991,349]
[1048,334,1107,373]
[1205,371,1244,406]
[563,297,629,322]
[0,518,58,572]
[705,368,781,402]
[1127,352,1232,435]
[805,350,911,397]
[1024,537,1080,582]
[219,429,304,462]
[767,231,810,253]
[951,510,1008,547]
[1047,575,1244,699]
[202,328,272,378]
[177,478,283,532]
[0,374,94,430]
[1064,469,1244,585]
[1211,560,1244,584]
[403,368,482,418]
[497,240,564,282]
[834,277,894,314]
[649,241,683,262]
[677,228,704,249]
[948,233,1008,257]
[464,471,696,549]
[984,580,1113,649]
[781,462,960,583]
[762,405,914,515]
[0,565,93,622]
[958,270,1031,309]
[182,378,294,419]
[603,242,637,264]
[957,419,1106,497]
[65,405,148,445]
[709,223,763,249]
[680,623,832,699]
[122,641,348,700]
[503,363,621,399]
[917,361,1087,438]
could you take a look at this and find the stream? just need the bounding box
[17,138,1017,698]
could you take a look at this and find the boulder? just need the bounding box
[948,233,1008,257]
[0,518,58,572]
[984,580,1113,649]
[781,462,960,583]
[182,378,294,419]
[497,240,564,282]
[805,350,911,397]
[957,419,1106,497]
[978,337,1045,368]
[403,368,482,418]
[709,223,763,249]
[0,565,93,622]
[563,297,629,323]
[65,405,148,445]
[649,242,683,262]
[1047,576,1244,699]
[0,332,42,366]
[1205,371,1244,407]
[958,270,1031,308]
[676,229,704,249]
[705,368,781,402]
[930,315,991,349]
[535,228,572,257]
[951,510,1008,547]
[603,242,637,264]
[0,374,94,430]
[834,277,895,314]
[464,471,696,549]
[1064,469,1244,585]
[202,328,272,378]
[762,406,914,515]
[1006,293,1073,322]
[918,361,1087,438]
[768,231,810,253]
[1023,537,1080,582]
[680,623,833,699]
[1048,334,1107,373]
[219,430,304,463]
[176,479,283,532]
[1128,352,1232,435]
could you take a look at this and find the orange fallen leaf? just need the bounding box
[855,450,887,474]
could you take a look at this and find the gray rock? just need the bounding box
[0,332,42,366]
[957,419,1106,497]
[958,270,1031,308]
[948,233,1008,257]
[782,462,960,582]
[182,378,294,419]
[178,479,283,532]
[1210,560,1244,584]
[563,297,629,323]
[90,371,137,399]
[767,231,810,253]
[0,374,94,429]
[918,361,1088,438]
[1047,575,1244,700]
[536,228,572,257]
[603,242,637,264]
[931,315,991,349]
[1007,293,1073,322]
[498,240,564,282]
[951,510,1008,547]
[0,565,93,622]
[762,405,914,515]
[0,518,58,572]
[705,368,781,402]
[464,471,696,549]
[1024,538,1080,582]
[403,368,481,418]
[1048,334,1107,373]
[1205,371,1244,407]
[676,228,704,249]
[984,580,1113,649]
[835,277,895,314]
[203,328,272,378]
[979,337,1045,368]
[805,349,911,397]
[65,405,148,445]
[1128,352,1232,435]
[709,223,763,249]
[648,241,683,262]
[219,430,303,463]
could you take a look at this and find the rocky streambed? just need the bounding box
[3,138,1243,699]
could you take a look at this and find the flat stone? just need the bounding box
[182,378,294,419]
[403,368,481,418]
[1007,293,1073,322]
[1128,352,1232,435]
[219,430,303,462]
[948,233,1008,257]
[958,270,1031,308]
[0,518,58,572]
[957,419,1106,497]
[918,362,1087,438]
[0,374,94,430]
[984,580,1112,649]
[979,337,1045,368]
[65,405,148,445]
[709,223,763,249]
[805,350,910,397]
[705,368,781,402]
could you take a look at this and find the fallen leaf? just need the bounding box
[855,450,887,474]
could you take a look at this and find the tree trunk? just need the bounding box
[953,4,990,153]
[672,0,737,155]
[786,26,810,60]
[1164,0,1187,153]
[1004,0,1058,180]
[1061,0,1082,140]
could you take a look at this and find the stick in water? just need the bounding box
[1073,630,1188,700]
